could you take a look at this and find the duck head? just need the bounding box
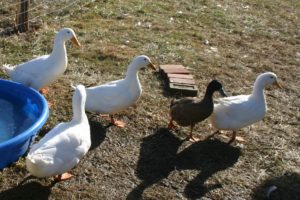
[73,84,86,107]
[130,55,156,71]
[207,80,227,97]
[56,28,81,47]
[72,85,87,122]
[255,72,282,89]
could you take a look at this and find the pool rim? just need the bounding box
[0,79,49,148]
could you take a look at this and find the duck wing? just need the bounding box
[85,79,140,113]
[29,122,88,161]
[8,55,53,88]
[27,122,89,176]
[11,55,50,76]
[170,97,199,107]
[212,95,265,129]
[170,97,211,126]
[215,95,252,114]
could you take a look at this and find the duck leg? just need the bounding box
[54,172,73,181]
[39,87,54,108]
[187,124,200,142]
[110,115,125,128]
[39,87,49,95]
[168,119,177,130]
[228,131,237,144]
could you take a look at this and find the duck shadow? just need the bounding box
[252,172,300,200]
[0,181,54,200]
[88,118,110,151]
[126,128,184,200]
[176,138,241,199]
[127,130,241,200]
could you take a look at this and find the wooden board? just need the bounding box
[169,83,198,97]
[159,64,198,97]
[169,77,196,84]
[167,74,194,79]
[159,64,186,70]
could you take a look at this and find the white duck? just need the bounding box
[209,72,281,143]
[3,28,80,93]
[85,55,155,127]
[26,85,90,181]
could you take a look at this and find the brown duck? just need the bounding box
[168,80,227,141]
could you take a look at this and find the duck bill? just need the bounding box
[70,36,81,47]
[147,62,156,70]
[219,88,228,97]
[273,81,282,89]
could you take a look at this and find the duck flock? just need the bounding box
[2,28,281,181]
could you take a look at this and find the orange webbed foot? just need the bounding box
[39,87,49,95]
[54,172,73,181]
[112,120,125,128]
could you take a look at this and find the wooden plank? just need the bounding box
[163,68,190,74]
[169,77,196,84]
[159,64,186,70]
[159,64,198,97]
[167,74,194,79]
[169,83,198,97]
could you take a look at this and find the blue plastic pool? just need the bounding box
[0,79,48,169]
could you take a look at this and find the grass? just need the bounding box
[0,0,299,199]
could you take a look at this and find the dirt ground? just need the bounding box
[0,0,299,199]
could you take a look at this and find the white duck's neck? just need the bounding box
[124,63,141,87]
[50,37,68,66]
[72,98,88,123]
[250,80,266,102]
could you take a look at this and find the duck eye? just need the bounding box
[270,76,274,79]
[144,58,147,61]
[67,31,70,34]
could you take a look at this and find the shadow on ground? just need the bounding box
[252,172,300,200]
[126,128,183,200]
[176,138,241,199]
[127,129,242,199]
[0,181,55,200]
[88,118,110,150]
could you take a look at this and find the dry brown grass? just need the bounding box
[0,0,299,199]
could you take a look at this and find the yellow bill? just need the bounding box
[70,36,81,47]
[147,62,156,70]
[273,80,282,89]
